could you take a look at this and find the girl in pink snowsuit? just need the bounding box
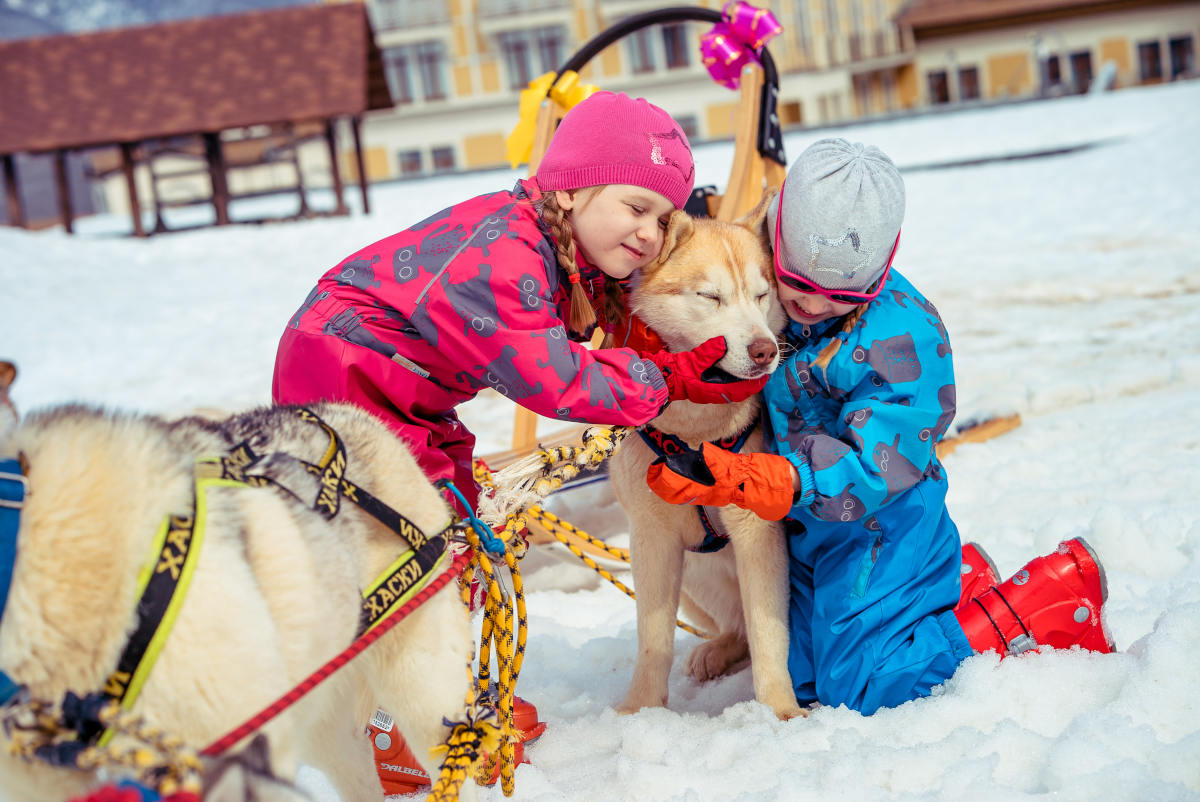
[272,91,766,515]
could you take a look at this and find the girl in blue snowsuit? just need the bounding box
[647,138,1114,716]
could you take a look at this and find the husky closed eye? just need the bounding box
[699,291,721,305]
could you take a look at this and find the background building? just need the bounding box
[351,0,1198,184]
[3,0,1197,225]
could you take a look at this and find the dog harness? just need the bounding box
[0,457,28,706]
[0,408,452,763]
[637,424,756,554]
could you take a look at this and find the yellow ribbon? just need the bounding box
[504,70,602,168]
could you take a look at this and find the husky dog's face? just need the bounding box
[630,191,786,382]
[0,361,16,443]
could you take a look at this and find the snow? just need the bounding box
[3,80,1200,801]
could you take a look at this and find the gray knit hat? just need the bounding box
[768,138,905,293]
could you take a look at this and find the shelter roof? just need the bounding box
[0,2,391,155]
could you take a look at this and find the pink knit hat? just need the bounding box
[536,91,695,210]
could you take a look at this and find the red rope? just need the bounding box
[201,551,470,757]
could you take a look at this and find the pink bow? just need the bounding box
[700,2,783,90]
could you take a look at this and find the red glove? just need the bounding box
[645,442,796,521]
[643,337,769,405]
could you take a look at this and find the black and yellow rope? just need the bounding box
[527,506,709,639]
[2,694,203,796]
[455,519,528,796]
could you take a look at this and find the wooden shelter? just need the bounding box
[0,2,391,236]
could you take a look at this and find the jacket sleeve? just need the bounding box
[422,231,670,426]
[776,309,956,523]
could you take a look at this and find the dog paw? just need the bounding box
[685,633,748,682]
[616,694,666,715]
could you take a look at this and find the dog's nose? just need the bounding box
[748,337,778,366]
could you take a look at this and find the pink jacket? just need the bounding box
[272,179,669,510]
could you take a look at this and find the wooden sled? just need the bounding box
[496,5,788,464]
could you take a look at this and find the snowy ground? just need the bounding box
[3,80,1200,801]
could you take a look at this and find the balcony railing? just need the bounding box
[477,0,569,20]
[370,0,450,31]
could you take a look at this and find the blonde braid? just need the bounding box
[812,305,867,371]
[539,192,597,337]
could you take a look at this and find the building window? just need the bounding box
[536,26,565,74]
[662,23,690,69]
[398,149,422,176]
[416,41,447,101]
[927,69,949,104]
[383,46,414,105]
[431,146,456,172]
[383,42,446,104]
[1069,51,1092,93]
[674,114,699,140]
[1138,41,1163,81]
[958,66,980,101]
[499,30,534,88]
[1045,54,1062,87]
[1169,35,1195,79]
[499,27,566,89]
[628,28,655,73]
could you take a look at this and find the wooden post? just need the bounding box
[53,149,74,234]
[716,64,768,222]
[119,142,146,238]
[2,153,26,229]
[203,132,230,226]
[350,115,370,215]
[324,118,349,216]
[285,122,311,218]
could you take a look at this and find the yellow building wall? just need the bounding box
[342,146,391,182]
[1099,37,1132,75]
[986,52,1034,98]
[453,64,473,96]
[599,43,622,77]
[896,64,918,108]
[480,60,501,93]
[463,132,509,169]
[454,25,469,59]
[706,101,740,139]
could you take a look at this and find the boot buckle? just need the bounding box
[1007,634,1038,655]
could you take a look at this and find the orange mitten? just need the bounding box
[646,442,795,521]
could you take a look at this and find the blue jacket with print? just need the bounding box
[761,268,956,522]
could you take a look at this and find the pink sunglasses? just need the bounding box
[773,178,900,305]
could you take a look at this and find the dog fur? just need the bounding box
[0,361,476,802]
[609,194,804,720]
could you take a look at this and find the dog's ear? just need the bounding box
[734,187,778,240]
[649,210,694,271]
[0,362,15,392]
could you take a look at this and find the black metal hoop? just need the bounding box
[550,5,785,167]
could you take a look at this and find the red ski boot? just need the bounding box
[957,542,1000,609]
[370,709,431,796]
[954,537,1115,656]
[371,697,545,794]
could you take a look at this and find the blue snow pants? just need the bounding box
[787,475,976,715]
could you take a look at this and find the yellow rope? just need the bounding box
[527,506,710,639]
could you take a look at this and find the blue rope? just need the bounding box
[444,482,506,555]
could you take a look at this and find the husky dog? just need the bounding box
[609,194,803,720]
[0,361,476,802]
